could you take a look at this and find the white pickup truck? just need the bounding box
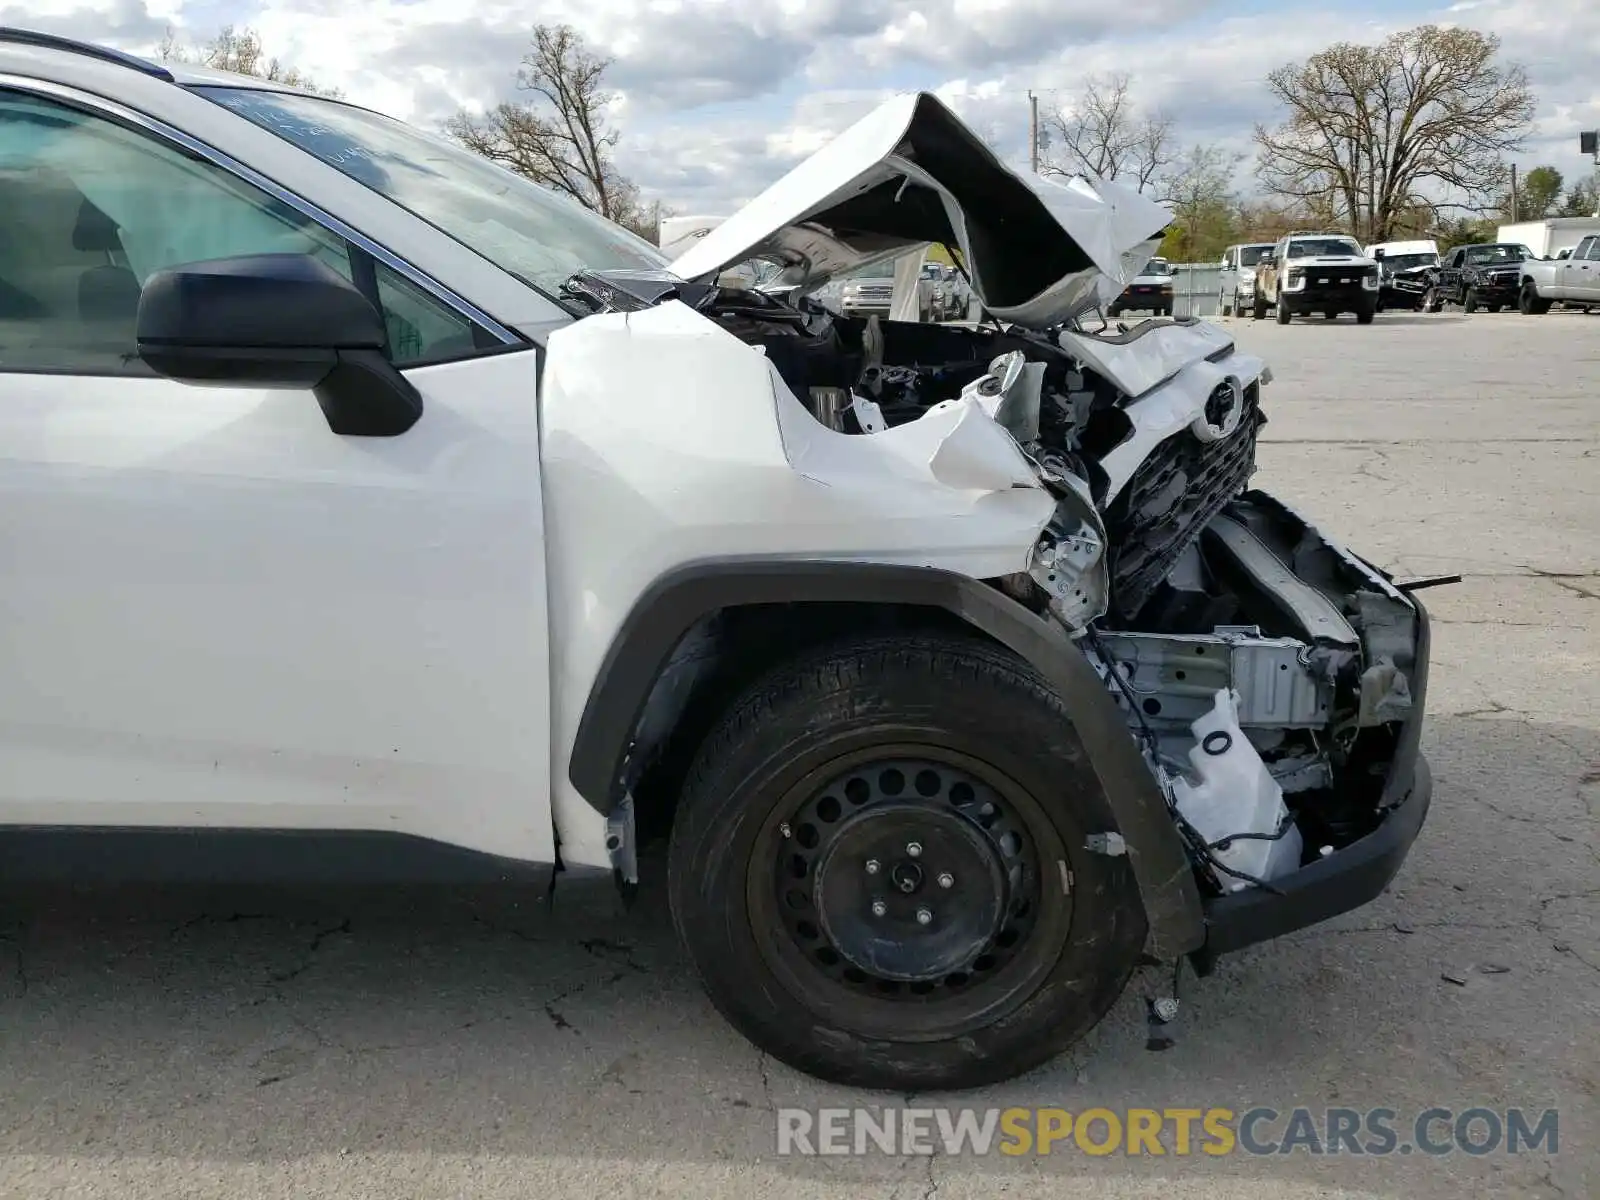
[1515,234,1600,314]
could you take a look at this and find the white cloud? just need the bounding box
[65,0,1600,213]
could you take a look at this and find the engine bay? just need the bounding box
[565,268,1422,901]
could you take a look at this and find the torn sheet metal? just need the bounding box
[666,92,1172,329]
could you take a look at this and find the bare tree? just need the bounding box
[158,25,341,96]
[1159,144,1244,260]
[1254,25,1535,242]
[1040,74,1176,194]
[447,24,640,223]
[1559,178,1599,218]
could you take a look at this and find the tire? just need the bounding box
[1252,296,1266,320]
[1275,296,1292,324]
[1422,286,1440,313]
[1486,303,1502,314]
[1323,311,1337,320]
[1463,288,1478,313]
[667,633,1148,1091]
[1356,306,1375,325]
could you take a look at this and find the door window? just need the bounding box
[1581,238,1600,261]
[0,89,493,376]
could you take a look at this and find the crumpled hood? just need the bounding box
[666,91,1172,328]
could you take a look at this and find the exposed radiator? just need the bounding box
[1104,380,1264,618]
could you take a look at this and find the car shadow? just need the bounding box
[0,713,1592,1196]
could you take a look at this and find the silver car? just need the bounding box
[837,258,941,321]
[1219,242,1276,316]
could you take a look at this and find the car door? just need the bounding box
[0,86,554,863]
[1568,237,1600,299]
[1437,250,1461,300]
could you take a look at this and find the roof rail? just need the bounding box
[0,28,175,82]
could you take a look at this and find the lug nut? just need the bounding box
[915,908,933,926]
[906,842,923,858]
[865,859,881,875]
[937,873,954,889]
[871,900,888,917]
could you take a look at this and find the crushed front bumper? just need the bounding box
[1469,280,1519,306]
[1379,282,1427,309]
[1196,586,1433,962]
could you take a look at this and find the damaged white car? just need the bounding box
[0,32,1432,1092]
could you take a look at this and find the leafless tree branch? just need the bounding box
[1253,24,1535,242]
[1040,73,1177,194]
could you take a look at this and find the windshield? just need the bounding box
[1141,258,1172,276]
[1382,253,1437,272]
[1464,244,1533,265]
[1287,238,1363,258]
[194,87,667,307]
[1238,246,1272,267]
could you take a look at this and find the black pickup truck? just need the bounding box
[1422,243,1535,313]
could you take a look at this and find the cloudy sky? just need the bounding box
[12,0,1600,215]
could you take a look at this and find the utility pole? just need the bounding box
[1510,163,1519,222]
[1028,90,1039,174]
[1583,132,1599,217]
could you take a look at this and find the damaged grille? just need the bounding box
[1104,381,1264,618]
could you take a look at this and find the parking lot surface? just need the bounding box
[1,310,1596,1199]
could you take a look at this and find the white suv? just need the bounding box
[0,30,1434,1091]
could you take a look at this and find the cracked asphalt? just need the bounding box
[1,309,1596,1199]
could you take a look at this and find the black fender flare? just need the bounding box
[566,559,1205,958]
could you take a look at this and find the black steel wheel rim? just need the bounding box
[747,741,1069,1041]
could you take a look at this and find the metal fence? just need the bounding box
[1167,263,1225,319]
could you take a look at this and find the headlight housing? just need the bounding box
[1362,272,1379,290]
[1285,267,1304,289]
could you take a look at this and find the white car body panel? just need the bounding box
[537,302,1056,864]
[666,92,1170,328]
[0,354,555,862]
[0,45,1264,878]
[1059,320,1237,399]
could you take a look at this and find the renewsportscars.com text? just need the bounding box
[776,1106,1560,1158]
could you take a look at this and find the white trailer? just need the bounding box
[1497,217,1600,260]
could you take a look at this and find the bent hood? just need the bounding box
[666,91,1172,328]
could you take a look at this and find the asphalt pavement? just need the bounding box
[1,308,1596,1199]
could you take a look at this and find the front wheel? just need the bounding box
[1357,306,1375,325]
[1422,286,1440,313]
[1463,288,1478,313]
[667,634,1147,1091]
[1275,296,1292,324]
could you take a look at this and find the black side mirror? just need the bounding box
[1372,249,1385,260]
[137,254,422,437]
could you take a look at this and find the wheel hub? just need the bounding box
[773,755,1041,995]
